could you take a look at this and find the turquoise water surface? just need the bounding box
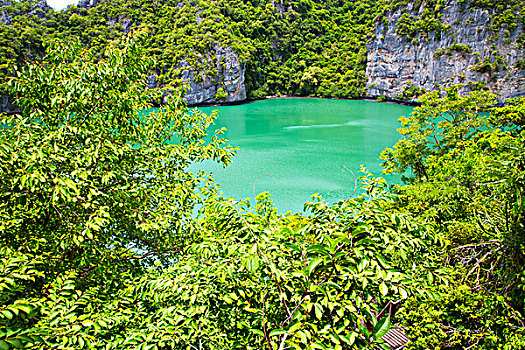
[194,98,413,213]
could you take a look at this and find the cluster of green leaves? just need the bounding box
[393,82,426,101]
[89,184,443,349]
[381,85,525,348]
[215,87,227,100]
[471,54,507,75]
[0,0,54,96]
[236,0,383,99]
[0,34,237,348]
[434,42,472,58]
[386,0,449,40]
[399,281,525,349]
[467,0,525,32]
[0,184,443,349]
[0,33,454,349]
[387,0,525,43]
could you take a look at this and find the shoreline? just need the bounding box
[186,94,421,109]
[1,94,420,114]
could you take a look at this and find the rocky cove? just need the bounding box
[178,1,525,106]
[1,0,525,108]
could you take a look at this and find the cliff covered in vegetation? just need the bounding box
[1,0,525,104]
[0,0,382,105]
[367,0,525,102]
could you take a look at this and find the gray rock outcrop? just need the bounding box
[1,0,51,24]
[28,0,51,18]
[1,1,11,25]
[366,1,525,103]
[1,8,11,25]
[77,0,99,9]
[108,16,132,33]
[173,45,246,106]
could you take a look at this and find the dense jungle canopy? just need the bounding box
[1,0,525,100]
[1,0,525,349]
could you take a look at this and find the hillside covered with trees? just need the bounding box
[2,0,524,104]
[1,0,525,349]
[0,0,384,102]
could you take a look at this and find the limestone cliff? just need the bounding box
[154,45,246,106]
[78,0,246,106]
[1,0,51,25]
[366,1,525,103]
[183,45,246,105]
[77,0,99,9]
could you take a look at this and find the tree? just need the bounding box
[381,86,525,348]
[0,38,442,347]
[381,85,498,182]
[0,33,235,347]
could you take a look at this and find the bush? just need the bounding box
[0,35,236,348]
[399,282,525,349]
[215,86,228,100]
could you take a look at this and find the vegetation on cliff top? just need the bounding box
[1,0,524,101]
[0,0,386,100]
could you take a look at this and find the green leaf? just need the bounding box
[250,329,264,337]
[314,303,323,319]
[372,317,391,339]
[269,329,287,337]
[307,257,323,276]
[15,304,32,314]
[306,244,326,252]
[5,339,23,349]
[348,331,357,345]
[379,282,388,296]
[285,243,302,254]
[399,287,408,299]
[1,310,13,320]
[427,271,434,284]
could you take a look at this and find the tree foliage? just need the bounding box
[0,34,237,348]
[381,85,525,348]
[0,32,452,350]
[1,1,525,349]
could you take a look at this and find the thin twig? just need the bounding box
[278,334,289,350]
[253,173,275,200]
[262,288,273,350]
[341,165,358,200]
[281,294,307,329]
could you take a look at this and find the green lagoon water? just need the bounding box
[194,98,413,213]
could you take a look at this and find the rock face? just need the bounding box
[28,0,51,18]
[1,1,12,25]
[0,8,11,25]
[108,16,132,33]
[366,1,525,103]
[1,0,51,24]
[77,0,99,9]
[169,45,246,106]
